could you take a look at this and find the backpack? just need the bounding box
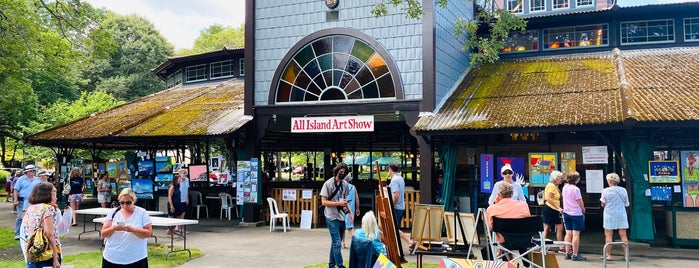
[26,205,54,263]
[62,183,71,195]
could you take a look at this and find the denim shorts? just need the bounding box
[563,213,585,231]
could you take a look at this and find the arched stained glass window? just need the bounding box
[275,35,396,103]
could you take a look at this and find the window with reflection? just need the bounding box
[186,64,207,82]
[210,60,234,79]
[507,0,522,13]
[165,70,182,88]
[684,17,699,42]
[621,19,674,45]
[500,30,539,53]
[543,24,608,50]
[553,0,569,9]
[577,0,593,7]
[530,0,545,12]
[275,35,396,103]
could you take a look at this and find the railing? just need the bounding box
[267,188,320,228]
[375,189,420,229]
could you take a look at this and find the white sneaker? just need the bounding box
[11,211,16,214]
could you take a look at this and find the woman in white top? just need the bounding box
[600,173,630,261]
[100,188,152,267]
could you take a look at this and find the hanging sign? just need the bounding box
[291,115,374,133]
[480,154,494,193]
[582,146,608,164]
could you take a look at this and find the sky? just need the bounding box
[83,0,245,50]
[82,0,696,51]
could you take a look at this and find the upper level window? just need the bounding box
[507,0,522,13]
[275,35,396,103]
[166,70,182,88]
[621,19,674,45]
[210,60,234,79]
[239,59,245,76]
[186,64,207,82]
[500,30,539,53]
[543,24,608,50]
[576,0,593,7]
[553,0,569,9]
[530,0,545,12]
[684,17,699,42]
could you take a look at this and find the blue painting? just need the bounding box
[137,161,154,176]
[131,179,153,199]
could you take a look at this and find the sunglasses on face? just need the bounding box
[502,171,513,175]
[119,201,133,205]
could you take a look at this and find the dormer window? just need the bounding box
[507,0,522,13]
[576,0,593,7]
[186,64,207,83]
[210,60,234,79]
[553,0,569,10]
[530,0,545,12]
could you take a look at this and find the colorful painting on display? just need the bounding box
[137,161,153,176]
[131,178,153,199]
[107,162,118,178]
[372,254,395,268]
[680,151,699,207]
[560,152,576,176]
[651,185,673,201]
[528,153,558,187]
[118,161,129,179]
[648,161,680,184]
[480,154,494,193]
[438,258,516,268]
[156,173,173,182]
[98,163,106,173]
[496,157,525,181]
[188,164,208,182]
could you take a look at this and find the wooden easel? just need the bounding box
[466,208,491,260]
[375,161,406,266]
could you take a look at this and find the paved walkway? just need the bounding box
[1,198,698,267]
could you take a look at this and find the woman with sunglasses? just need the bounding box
[100,188,152,268]
[487,164,527,205]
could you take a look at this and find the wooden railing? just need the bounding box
[267,188,320,228]
[374,189,420,229]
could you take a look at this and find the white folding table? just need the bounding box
[94,216,199,259]
[75,207,164,240]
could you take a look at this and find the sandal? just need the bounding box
[599,256,612,261]
[408,241,418,255]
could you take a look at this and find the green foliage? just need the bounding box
[372,0,526,65]
[82,13,174,100]
[176,24,245,56]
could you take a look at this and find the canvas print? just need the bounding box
[651,185,672,201]
[83,163,93,177]
[681,151,699,207]
[156,173,174,182]
[107,162,118,178]
[131,178,153,199]
[560,152,576,175]
[189,164,208,182]
[528,153,558,187]
[137,160,154,176]
[118,161,129,179]
[98,163,106,173]
[648,160,679,184]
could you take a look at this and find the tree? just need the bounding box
[371,0,526,65]
[82,13,174,100]
[176,24,245,56]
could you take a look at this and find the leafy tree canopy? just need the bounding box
[176,24,245,56]
[371,0,526,65]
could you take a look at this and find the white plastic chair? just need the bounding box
[189,190,209,219]
[266,197,289,232]
[218,192,238,220]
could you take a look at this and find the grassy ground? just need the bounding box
[0,227,202,267]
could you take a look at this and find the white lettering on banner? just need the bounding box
[291,115,374,133]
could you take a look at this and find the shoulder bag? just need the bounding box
[26,205,54,263]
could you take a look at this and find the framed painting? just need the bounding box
[528,153,558,187]
[118,161,129,179]
[411,204,444,245]
[98,163,106,173]
[648,160,680,183]
[137,160,154,176]
[131,178,154,200]
[189,164,208,182]
[680,151,699,207]
[106,162,118,178]
[443,212,479,245]
[82,163,93,177]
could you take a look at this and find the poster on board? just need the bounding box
[237,158,259,204]
[680,151,699,207]
[582,146,608,164]
[648,161,679,184]
[560,152,576,176]
[585,169,604,193]
[480,154,494,193]
[528,153,558,187]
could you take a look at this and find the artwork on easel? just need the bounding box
[411,204,444,247]
[444,211,479,245]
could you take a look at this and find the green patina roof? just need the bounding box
[29,79,250,144]
[414,47,699,133]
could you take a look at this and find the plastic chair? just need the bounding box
[189,190,209,219]
[218,192,238,220]
[266,197,289,232]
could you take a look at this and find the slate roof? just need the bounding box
[413,47,699,134]
[27,79,250,148]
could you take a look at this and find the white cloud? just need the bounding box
[83,0,245,50]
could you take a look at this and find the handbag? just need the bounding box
[62,183,71,196]
[26,205,54,263]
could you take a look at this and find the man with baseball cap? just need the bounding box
[13,164,42,239]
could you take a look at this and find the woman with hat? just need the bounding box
[487,164,527,205]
